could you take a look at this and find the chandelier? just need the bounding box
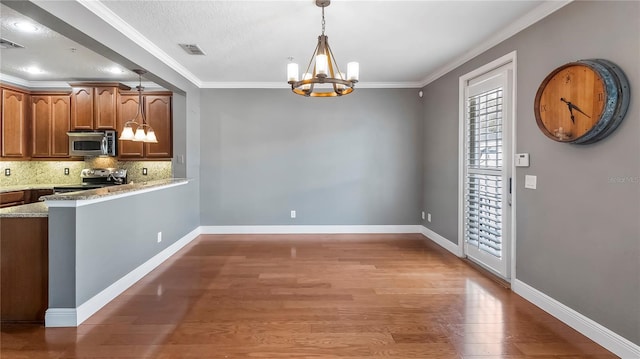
[119,69,157,143]
[287,0,359,97]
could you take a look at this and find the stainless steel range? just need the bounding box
[53,168,127,194]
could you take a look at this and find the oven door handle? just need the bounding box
[101,136,108,155]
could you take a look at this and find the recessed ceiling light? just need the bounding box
[25,66,44,74]
[107,66,125,74]
[14,21,39,33]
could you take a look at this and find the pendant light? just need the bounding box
[119,69,157,143]
[287,0,359,97]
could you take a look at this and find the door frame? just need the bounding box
[458,51,517,282]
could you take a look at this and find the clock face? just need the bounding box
[535,64,606,142]
[534,59,630,144]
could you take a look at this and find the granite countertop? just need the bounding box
[1,179,189,217]
[43,178,189,202]
[0,202,48,218]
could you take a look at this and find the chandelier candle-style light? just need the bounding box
[119,69,157,143]
[287,0,359,97]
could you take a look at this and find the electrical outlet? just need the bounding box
[4,168,10,176]
[427,213,432,222]
[157,232,162,243]
[64,168,70,175]
[142,168,148,175]
[290,210,296,219]
[421,211,425,220]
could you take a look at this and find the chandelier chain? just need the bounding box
[321,6,325,35]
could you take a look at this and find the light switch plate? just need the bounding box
[525,175,537,189]
[515,153,530,167]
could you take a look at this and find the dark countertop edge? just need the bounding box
[0,184,64,194]
[43,178,191,206]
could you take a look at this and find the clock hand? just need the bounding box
[568,103,591,118]
[560,98,575,123]
[560,98,591,119]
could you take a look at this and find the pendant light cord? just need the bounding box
[136,74,145,125]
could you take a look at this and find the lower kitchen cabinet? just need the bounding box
[27,188,54,203]
[0,191,25,208]
[0,217,48,323]
[31,94,71,158]
[0,189,54,209]
[1,87,29,158]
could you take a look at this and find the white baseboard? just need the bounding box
[44,308,77,328]
[420,225,464,257]
[201,225,422,234]
[45,226,202,327]
[513,279,640,358]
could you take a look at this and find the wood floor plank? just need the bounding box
[1,234,617,358]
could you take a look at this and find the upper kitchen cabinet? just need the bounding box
[31,94,71,158]
[70,83,130,131]
[116,93,143,158]
[117,92,172,160]
[1,86,30,158]
[144,94,172,158]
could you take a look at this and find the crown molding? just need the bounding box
[0,73,69,89]
[0,72,415,91]
[358,82,423,89]
[0,73,30,88]
[199,81,423,89]
[76,0,202,88]
[0,73,163,90]
[418,0,573,87]
[200,82,290,89]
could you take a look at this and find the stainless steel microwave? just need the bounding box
[67,131,117,157]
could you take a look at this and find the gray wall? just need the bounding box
[47,182,198,307]
[200,89,423,225]
[421,1,639,344]
[48,207,77,307]
[75,183,198,304]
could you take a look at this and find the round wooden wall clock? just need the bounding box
[534,59,630,144]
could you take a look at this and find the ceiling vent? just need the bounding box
[179,43,206,55]
[0,38,25,49]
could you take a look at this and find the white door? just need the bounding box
[461,62,513,279]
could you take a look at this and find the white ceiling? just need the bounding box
[0,4,140,84]
[1,1,570,89]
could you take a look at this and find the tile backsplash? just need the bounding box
[0,159,172,186]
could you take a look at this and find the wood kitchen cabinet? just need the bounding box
[0,217,48,323]
[117,92,172,159]
[31,94,71,158]
[0,189,54,209]
[26,188,54,203]
[70,83,130,131]
[145,94,172,158]
[0,191,25,208]
[1,86,29,158]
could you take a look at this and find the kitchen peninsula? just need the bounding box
[0,178,197,327]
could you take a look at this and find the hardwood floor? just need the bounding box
[1,234,616,358]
